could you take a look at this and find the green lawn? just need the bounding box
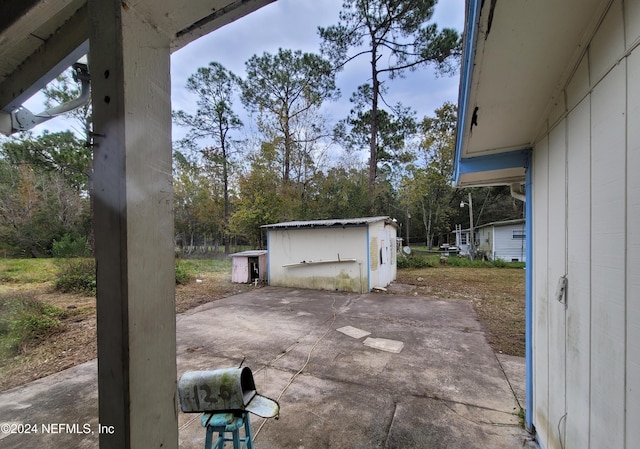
[0,258,59,284]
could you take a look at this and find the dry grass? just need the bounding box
[0,273,251,392]
[396,266,525,356]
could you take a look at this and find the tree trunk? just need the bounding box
[369,50,379,215]
[221,124,231,255]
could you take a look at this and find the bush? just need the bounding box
[52,234,90,258]
[54,258,198,291]
[0,294,64,357]
[55,258,96,295]
[175,260,192,285]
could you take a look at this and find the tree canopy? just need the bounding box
[0,2,526,258]
[173,62,243,253]
[241,48,338,183]
[319,0,461,212]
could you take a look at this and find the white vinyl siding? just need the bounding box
[493,225,526,262]
[626,38,640,448]
[531,1,638,447]
[475,221,526,262]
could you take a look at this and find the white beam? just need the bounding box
[0,4,88,112]
[89,1,177,447]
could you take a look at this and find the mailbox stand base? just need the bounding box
[201,412,254,449]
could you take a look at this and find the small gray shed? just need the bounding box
[230,250,267,284]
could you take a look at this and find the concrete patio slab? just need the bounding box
[0,286,532,448]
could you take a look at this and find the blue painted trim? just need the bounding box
[366,226,371,292]
[524,153,534,432]
[453,0,483,184]
[457,148,531,175]
[266,230,271,285]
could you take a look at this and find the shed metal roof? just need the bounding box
[261,216,397,229]
[229,250,267,257]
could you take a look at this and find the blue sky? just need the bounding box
[23,0,464,145]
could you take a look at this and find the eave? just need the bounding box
[0,0,275,114]
[454,0,610,187]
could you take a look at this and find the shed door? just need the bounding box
[232,257,249,283]
[378,230,391,287]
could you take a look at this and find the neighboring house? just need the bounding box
[262,217,398,293]
[455,219,526,262]
[454,1,639,449]
[453,223,474,257]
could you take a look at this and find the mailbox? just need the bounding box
[178,367,279,418]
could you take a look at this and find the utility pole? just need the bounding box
[468,192,474,260]
[406,209,411,247]
[460,192,475,260]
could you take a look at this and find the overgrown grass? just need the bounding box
[175,257,232,285]
[398,253,525,269]
[0,293,65,359]
[55,258,97,295]
[176,258,232,273]
[1,256,232,293]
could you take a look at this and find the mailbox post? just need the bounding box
[178,368,279,449]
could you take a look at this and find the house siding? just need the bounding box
[474,221,525,262]
[531,1,639,448]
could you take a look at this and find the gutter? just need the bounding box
[453,0,483,184]
[510,183,526,202]
[524,154,534,433]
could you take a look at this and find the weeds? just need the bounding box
[397,255,435,269]
[55,258,96,295]
[0,293,64,358]
[398,253,525,269]
[175,260,192,285]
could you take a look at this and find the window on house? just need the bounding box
[460,233,468,245]
[513,230,526,239]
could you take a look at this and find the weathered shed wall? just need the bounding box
[366,220,398,289]
[531,1,640,447]
[267,227,368,293]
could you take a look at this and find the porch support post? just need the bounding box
[89,1,177,448]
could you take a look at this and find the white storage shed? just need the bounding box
[262,217,398,293]
[230,250,267,284]
[455,1,640,448]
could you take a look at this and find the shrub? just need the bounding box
[55,258,96,295]
[175,260,192,285]
[0,294,64,357]
[52,234,90,258]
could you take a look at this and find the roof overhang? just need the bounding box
[454,0,609,187]
[0,0,275,115]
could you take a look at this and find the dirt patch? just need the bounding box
[395,267,525,357]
